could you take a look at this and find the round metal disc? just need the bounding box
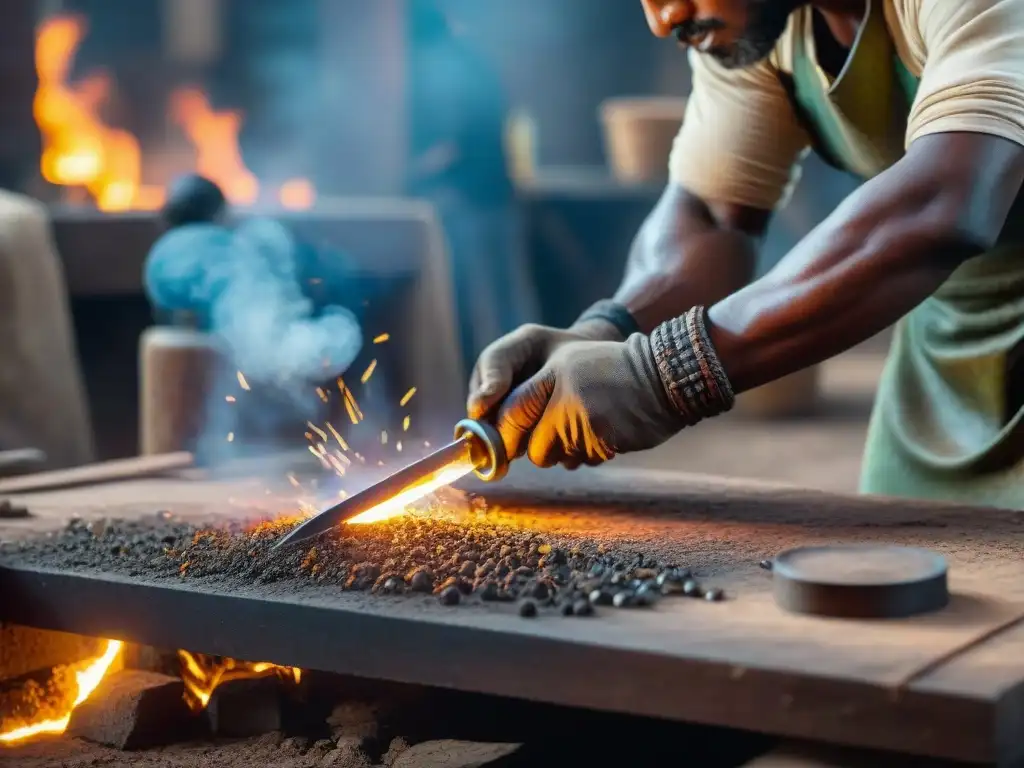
[772,544,949,619]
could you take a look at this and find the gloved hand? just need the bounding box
[490,334,684,469]
[467,320,623,422]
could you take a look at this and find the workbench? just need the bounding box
[0,464,1021,766]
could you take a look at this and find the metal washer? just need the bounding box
[772,544,949,619]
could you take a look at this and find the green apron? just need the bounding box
[783,1,1024,508]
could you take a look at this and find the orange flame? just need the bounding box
[178,651,301,711]
[279,179,316,210]
[169,87,259,206]
[34,14,315,211]
[0,640,123,745]
[34,17,163,211]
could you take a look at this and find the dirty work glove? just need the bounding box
[467,317,626,422]
[493,334,684,469]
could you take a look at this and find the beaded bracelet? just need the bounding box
[649,306,735,425]
[573,300,641,341]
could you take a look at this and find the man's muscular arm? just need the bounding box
[708,132,1024,392]
[612,185,770,333]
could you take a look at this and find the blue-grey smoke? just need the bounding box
[145,217,362,385]
[144,218,363,463]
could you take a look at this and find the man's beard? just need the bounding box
[713,0,798,69]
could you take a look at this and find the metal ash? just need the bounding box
[1,497,726,618]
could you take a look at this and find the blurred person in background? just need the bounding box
[405,0,539,374]
[466,0,1024,508]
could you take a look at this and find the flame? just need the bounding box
[169,87,258,206]
[279,179,316,210]
[0,640,123,745]
[34,17,163,212]
[34,14,315,211]
[177,651,300,711]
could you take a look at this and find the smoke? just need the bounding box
[144,217,363,462]
[146,217,362,384]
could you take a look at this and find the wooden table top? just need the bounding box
[0,463,1021,766]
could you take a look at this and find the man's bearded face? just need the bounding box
[640,0,800,69]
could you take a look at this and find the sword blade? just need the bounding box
[273,437,476,549]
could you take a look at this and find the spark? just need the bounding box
[400,387,417,407]
[343,396,360,425]
[373,333,390,344]
[307,445,329,468]
[360,359,377,384]
[403,416,411,431]
[225,395,236,403]
[326,422,349,450]
[236,371,250,391]
[226,432,234,442]
[396,441,403,452]
[337,378,363,424]
[381,430,388,445]
[316,387,329,402]
[307,422,327,441]
[287,473,301,488]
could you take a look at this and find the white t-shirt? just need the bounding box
[668,0,1024,210]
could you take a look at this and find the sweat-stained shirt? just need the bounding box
[668,0,1024,210]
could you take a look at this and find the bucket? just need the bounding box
[600,97,687,184]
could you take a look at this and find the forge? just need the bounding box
[1,463,1022,766]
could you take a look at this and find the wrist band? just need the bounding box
[650,306,735,425]
[574,300,641,340]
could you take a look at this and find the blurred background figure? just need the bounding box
[404,0,539,371]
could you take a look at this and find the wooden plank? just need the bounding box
[741,741,963,766]
[909,621,1024,767]
[1,464,1023,762]
[0,452,194,495]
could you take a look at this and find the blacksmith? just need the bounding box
[467,0,1024,507]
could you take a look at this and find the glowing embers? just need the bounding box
[0,640,123,744]
[178,651,300,711]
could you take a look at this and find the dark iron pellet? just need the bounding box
[572,599,594,617]
[635,584,659,606]
[438,586,461,606]
[612,591,635,608]
[408,569,434,593]
[519,600,538,618]
[682,579,702,597]
[703,588,725,602]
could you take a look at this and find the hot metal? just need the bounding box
[273,418,506,548]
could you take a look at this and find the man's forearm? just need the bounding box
[705,133,1024,393]
[610,185,767,333]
